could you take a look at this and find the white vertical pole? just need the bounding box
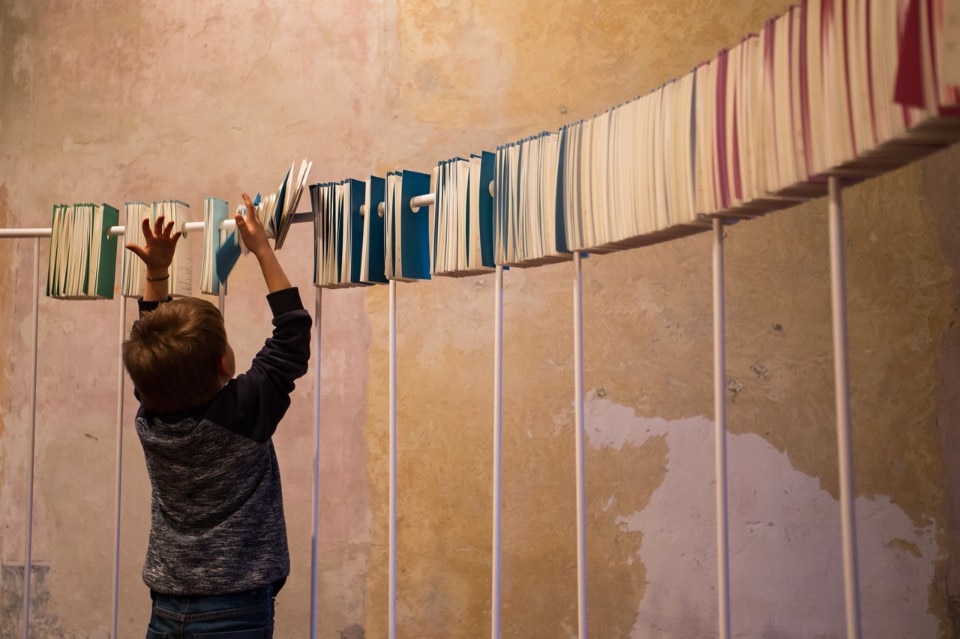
[712,219,731,639]
[309,287,322,638]
[111,297,128,639]
[828,177,862,639]
[389,280,398,639]
[492,265,504,639]
[23,237,40,639]
[572,252,588,639]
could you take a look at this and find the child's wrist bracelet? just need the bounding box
[146,274,170,282]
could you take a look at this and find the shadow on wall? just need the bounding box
[0,564,68,639]
[340,623,365,639]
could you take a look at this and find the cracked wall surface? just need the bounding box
[1,0,959,637]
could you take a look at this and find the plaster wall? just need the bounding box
[0,0,958,637]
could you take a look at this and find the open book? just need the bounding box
[120,200,193,298]
[433,152,496,277]
[383,170,432,281]
[311,179,369,288]
[46,203,119,300]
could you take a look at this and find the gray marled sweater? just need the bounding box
[134,287,312,596]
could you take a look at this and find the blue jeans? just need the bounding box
[146,586,275,638]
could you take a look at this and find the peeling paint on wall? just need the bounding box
[586,397,941,637]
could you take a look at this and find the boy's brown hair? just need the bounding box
[123,297,228,413]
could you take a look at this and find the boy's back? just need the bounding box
[135,287,310,595]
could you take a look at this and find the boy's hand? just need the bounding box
[235,192,272,257]
[125,216,181,276]
[235,191,292,293]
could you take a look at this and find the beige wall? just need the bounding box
[1,0,958,637]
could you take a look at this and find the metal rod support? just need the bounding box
[111,297,127,639]
[828,177,862,639]
[389,280,398,639]
[713,219,731,639]
[573,251,588,639]
[492,265,504,639]
[23,238,41,639]
[310,288,323,638]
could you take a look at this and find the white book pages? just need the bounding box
[455,160,469,270]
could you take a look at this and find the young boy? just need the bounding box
[123,192,311,638]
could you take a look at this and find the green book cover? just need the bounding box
[92,203,119,299]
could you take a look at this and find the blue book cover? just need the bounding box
[346,179,366,284]
[477,151,496,268]
[399,169,431,280]
[364,176,388,284]
[215,192,260,283]
[272,166,289,234]
[334,185,345,283]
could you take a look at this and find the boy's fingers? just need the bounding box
[125,243,147,260]
[241,192,258,223]
[142,217,154,240]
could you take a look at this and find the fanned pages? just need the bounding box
[121,202,151,297]
[159,200,193,297]
[120,200,192,298]
[311,179,369,288]
[215,159,313,284]
[433,152,496,277]
[495,133,569,265]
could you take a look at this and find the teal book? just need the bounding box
[46,202,118,300]
[91,203,120,299]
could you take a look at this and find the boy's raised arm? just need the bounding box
[235,191,293,294]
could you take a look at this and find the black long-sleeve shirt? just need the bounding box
[134,287,311,595]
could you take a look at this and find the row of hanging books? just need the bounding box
[278,0,960,285]
[45,0,960,300]
[45,162,312,300]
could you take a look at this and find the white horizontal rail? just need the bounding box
[0,185,475,238]
[0,228,53,238]
[0,194,449,239]
[0,210,317,239]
